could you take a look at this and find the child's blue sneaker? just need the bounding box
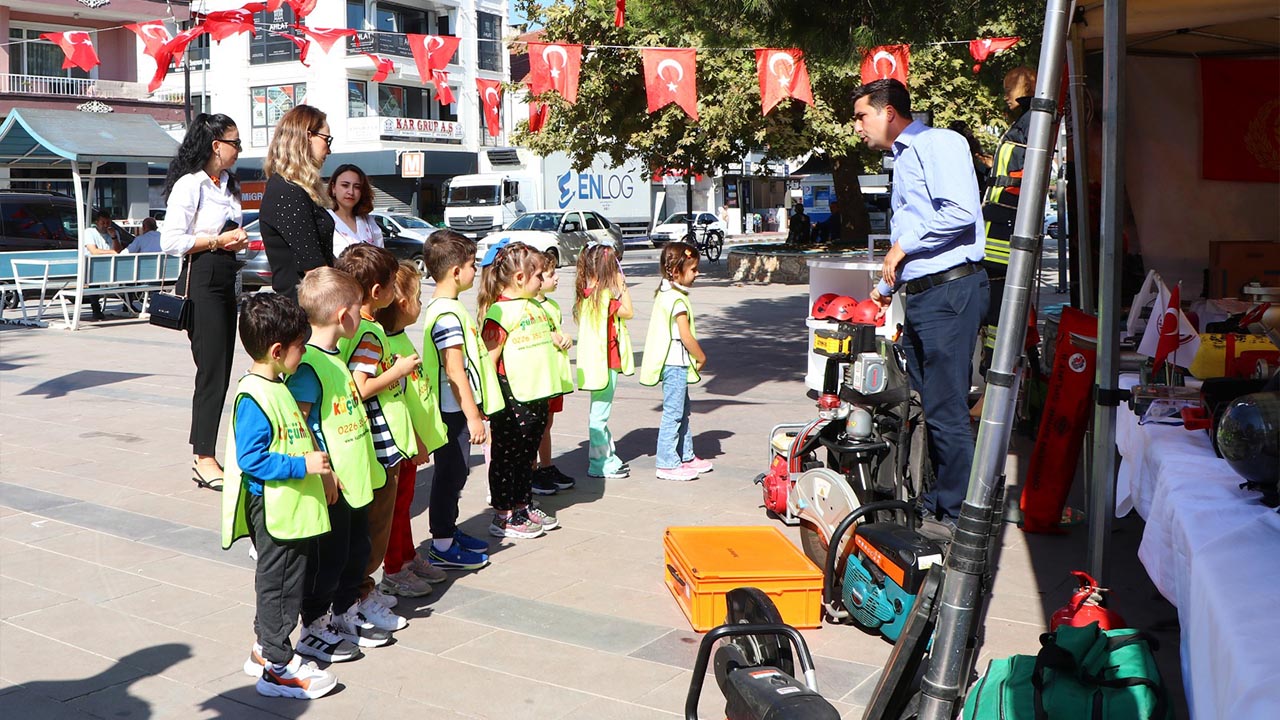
[453,531,490,553]
[430,540,490,570]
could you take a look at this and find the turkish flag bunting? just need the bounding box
[242,0,284,12]
[126,21,171,58]
[528,100,550,133]
[40,31,100,73]
[274,32,312,66]
[200,10,255,42]
[294,25,356,54]
[642,48,698,120]
[528,42,583,104]
[363,53,395,82]
[755,48,814,115]
[284,0,318,19]
[860,44,910,85]
[408,34,461,83]
[477,79,503,137]
[144,25,207,92]
[969,37,1019,73]
[432,70,456,105]
[616,1,625,27]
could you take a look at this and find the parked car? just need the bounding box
[371,212,435,243]
[1044,211,1059,241]
[649,212,725,247]
[475,210,623,267]
[237,219,272,292]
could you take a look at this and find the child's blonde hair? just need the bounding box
[657,241,699,293]
[573,243,623,321]
[374,261,422,329]
[477,241,541,319]
[297,267,363,323]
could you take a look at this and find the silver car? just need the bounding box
[237,219,272,291]
[475,210,623,267]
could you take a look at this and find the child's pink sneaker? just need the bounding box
[681,457,714,474]
[656,465,699,481]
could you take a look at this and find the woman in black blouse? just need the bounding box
[260,104,335,300]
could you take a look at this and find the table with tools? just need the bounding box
[1114,373,1280,718]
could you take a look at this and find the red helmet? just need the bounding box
[828,295,859,322]
[811,293,839,319]
[852,298,885,326]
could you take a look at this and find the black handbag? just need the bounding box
[148,258,190,330]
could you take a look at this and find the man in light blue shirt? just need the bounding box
[856,79,990,531]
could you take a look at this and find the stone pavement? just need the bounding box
[0,247,1183,719]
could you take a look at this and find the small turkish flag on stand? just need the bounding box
[477,79,503,137]
[860,44,910,85]
[364,53,395,82]
[1152,284,1192,373]
[642,48,698,120]
[969,37,1020,73]
[40,31,100,73]
[528,42,583,104]
[755,48,813,115]
[529,100,550,133]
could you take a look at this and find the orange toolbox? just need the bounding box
[663,525,824,632]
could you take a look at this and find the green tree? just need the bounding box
[512,0,1043,242]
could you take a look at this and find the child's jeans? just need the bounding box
[656,365,695,470]
[588,369,626,475]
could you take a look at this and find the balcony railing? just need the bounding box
[0,73,184,104]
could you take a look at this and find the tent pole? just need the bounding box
[914,0,1073,717]
[69,161,91,331]
[1067,23,1095,315]
[1088,0,1126,583]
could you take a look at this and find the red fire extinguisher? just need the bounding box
[1049,571,1127,631]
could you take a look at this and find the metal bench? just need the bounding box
[0,250,80,326]
[51,252,181,330]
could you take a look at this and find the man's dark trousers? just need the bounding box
[901,270,990,519]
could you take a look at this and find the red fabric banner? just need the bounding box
[642,48,698,120]
[284,0,317,19]
[529,100,550,133]
[432,70,456,105]
[276,32,312,66]
[755,48,814,115]
[860,44,910,85]
[477,78,503,137]
[364,53,394,83]
[408,34,460,86]
[126,21,171,58]
[294,25,356,54]
[528,42,583,104]
[242,0,284,12]
[200,10,255,42]
[615,0,626,28]
[40,32,100,73]
[144,26,207,92]
[969,37,1019,73]
[1201,58,1280,183]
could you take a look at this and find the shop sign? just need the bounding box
[379,116,463,140]
[400,151,424,178]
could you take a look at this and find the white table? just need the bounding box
[1115,373,1280,719]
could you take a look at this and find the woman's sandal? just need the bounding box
[192,463,224,492]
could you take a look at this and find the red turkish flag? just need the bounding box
[294,25,356,55]
[284,0,318,19]
[201,10,255,42]
[275,32,312,66]
[529,100,550,133]
[969,37,1020,73]
[615,1,626,27]
[1201,58,1280,183]
[860,44,910,85]
[126,21,172,58]
[363,53,395,82]
[432,71,456,105]
[145,25,207,92]
[242,0,284,12]
[477,79,503,137]
[408,34,461,84]
[755,48,814,115]
[528,42,583,104]
[642,48,698,120]
[40,31,100,73]
[1152,284,1183,373]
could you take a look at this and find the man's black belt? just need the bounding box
[903,261,983,295]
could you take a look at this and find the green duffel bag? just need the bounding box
[963,622,1173,720]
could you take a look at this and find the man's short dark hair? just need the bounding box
[239,293,309,361]
[425,229,476,281]
[141,217,158,233]
[94,209,112,221]
[852,78,912,119]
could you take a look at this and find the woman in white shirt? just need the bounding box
[159,113,248,492]
[326,163,383,258]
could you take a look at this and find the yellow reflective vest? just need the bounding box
[639,287,700,386]
[574,288,634,392]
[338,317,418,459]
[421,297,505,416]
[484,297,560,403]
[296,345,379,508]
[385,330,448,454]
[538,296,577,395]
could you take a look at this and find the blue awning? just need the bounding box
[0,108,179,166]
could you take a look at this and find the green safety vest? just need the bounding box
[221,373,331,548]
[421,297,506,416]
[982,104,1032,268]
[298,345,379,507]
[639,288,700,386]
[484,297,560,403]
[385,330,448,454]
[338,318,418,459]
[538,296,577,395]
[574,288,635,391]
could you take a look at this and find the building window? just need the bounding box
[191,93,212,116]
[8,28,91,79]
[379,85,424,118]
[249,7,301,65]
[250,83,307,147]
[349,80,368,118]
[347,0,367,31]
[477,12,502,72]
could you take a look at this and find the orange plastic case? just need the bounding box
[663,526,824,632]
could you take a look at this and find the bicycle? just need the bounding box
[682,223,724,262]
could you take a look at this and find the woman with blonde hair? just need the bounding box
[260,104,335,300]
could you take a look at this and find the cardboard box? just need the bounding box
[1208,240,1280,298]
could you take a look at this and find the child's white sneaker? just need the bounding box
[242,642,266,677]
[358,595,408,631]
[255,654,337,700]
[331,606,391,647]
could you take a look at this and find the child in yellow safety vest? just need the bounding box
[573,243,635,480]
[532,249,576,495]
[479,241,561,538]
[220,293,338,699]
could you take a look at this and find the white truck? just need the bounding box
[443,150,652,241]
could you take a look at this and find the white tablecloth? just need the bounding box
[1114,373,1280,719]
